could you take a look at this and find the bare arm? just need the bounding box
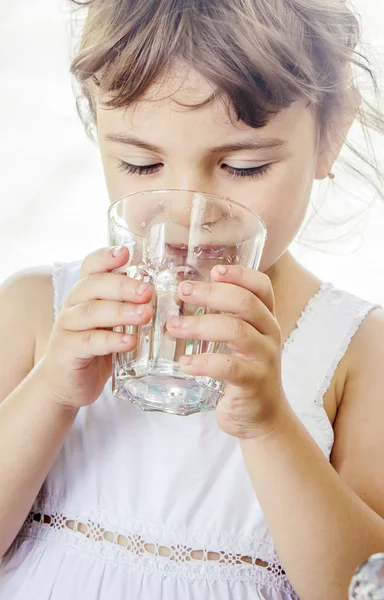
[0,247,153,558]
[0,270,78,557]
[240,308,384,600]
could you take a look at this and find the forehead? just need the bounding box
[95,67,314,144]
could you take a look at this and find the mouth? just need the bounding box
[165,243,232,260]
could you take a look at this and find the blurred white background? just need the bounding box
[0,0,383,302]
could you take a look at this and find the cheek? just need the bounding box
[98,137,122,200]
[256,161,315,270]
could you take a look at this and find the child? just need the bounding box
[0,0,383,598]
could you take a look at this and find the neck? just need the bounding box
[265,251,322,345]
[265,251,299,296]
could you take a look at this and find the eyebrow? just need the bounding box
[105,133,287,154]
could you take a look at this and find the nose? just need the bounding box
[165,192,225,228]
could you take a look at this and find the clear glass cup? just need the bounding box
[349,553,384,599]
[108,189,267,416]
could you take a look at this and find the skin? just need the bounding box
[98,71,323,276]
[95,68,340,423]
[0,67,383,599]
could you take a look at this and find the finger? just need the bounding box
[61,299,153,332]
[178,352,257,387]
[62,329,137,360]
[211,265,275,315]
[80,245,130,278]
[166,313,265,356]
[66,272,153,307]
[176,279,276,337]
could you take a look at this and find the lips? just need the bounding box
[165,243,232,259]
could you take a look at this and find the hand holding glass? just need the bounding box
[108,190,266,416]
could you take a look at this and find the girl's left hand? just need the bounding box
[166,264,291,439]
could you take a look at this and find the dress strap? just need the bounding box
[52,260,82,321]
[282,283,380,411]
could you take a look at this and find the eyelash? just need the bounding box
[117,160,271,179]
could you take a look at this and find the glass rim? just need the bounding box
[108,188,267,234]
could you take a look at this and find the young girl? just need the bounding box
[0,0,383,598]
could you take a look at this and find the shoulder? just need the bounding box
[331,306,384,517]
[0,266,54,320]
[341,304,384,413]
[332,297,382,410]
[310,285,379,421]
[321,285,381,396]
[345,305,384,379]
[0,267,54,400]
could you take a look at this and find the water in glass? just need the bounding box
[109,190,266,415]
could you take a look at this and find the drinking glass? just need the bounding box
[108,190,267,416]
[349,553,384,599]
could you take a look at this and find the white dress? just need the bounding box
[0,260,378,599]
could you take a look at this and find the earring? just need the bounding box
[328,172,335,180]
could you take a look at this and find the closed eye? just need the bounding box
[221,164,272,179]
[117,161,163,175]
[117,160,272,179]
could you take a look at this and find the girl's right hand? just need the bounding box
[39,246,153,411]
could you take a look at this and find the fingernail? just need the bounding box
[181,282,194,296]
[112,245,125,257]
[169,316,183,328]
[137,283,148,296]
[215,265,228,275]
[180,355,193,365]
[122,335,132,343]
[136,304,145,315]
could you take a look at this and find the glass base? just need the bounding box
[113,364,223,416]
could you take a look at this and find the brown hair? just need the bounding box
[70,0,384,198]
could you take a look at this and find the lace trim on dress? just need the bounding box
[282,282,333,356]
[305,407,335,456]
[52,262,65,322]
[281,282,336,456]
[314,302,379,406]
[16,503,296,593]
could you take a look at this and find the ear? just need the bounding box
[315,89,361,180]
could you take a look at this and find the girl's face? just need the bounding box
[96,69,329,272]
